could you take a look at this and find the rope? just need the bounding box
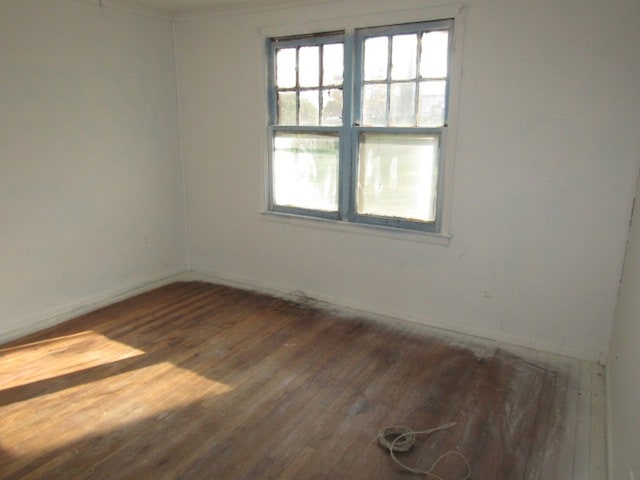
[377,422,471,480]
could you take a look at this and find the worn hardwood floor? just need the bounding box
[0,282,604,479]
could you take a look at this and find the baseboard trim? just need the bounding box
[0,270,189,346]
[189,267,603,362]
[4,266,603,363]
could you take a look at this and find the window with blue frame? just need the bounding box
[268,19,453,232]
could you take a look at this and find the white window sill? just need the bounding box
[260,211,451,246]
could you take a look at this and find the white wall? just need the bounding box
[608,170,640,480]
[0,0,186,342]
[175,0,640,361]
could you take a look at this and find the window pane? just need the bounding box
[323,43,343,86]
[418,80,446,127]
[389,82,416,127]
[273,133,339,211]
[277,91,297,125]
[391,34,417,80]
[362,84,387,126]
[276,48,296,88]
[364,36,388,81]
[322,89,342,126]
[299,46,320,87]
[357,134,439,222]
[420,31,449,78]
[299,90,319,125]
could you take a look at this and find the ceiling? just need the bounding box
[121,0,265,14]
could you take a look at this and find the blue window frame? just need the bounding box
[268,19,454,232]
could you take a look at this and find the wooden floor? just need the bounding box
[0,281,606,479]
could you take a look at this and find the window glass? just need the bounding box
[321,89,343,126]
[299,90,320,126]
[276,48,296,88]
[323,44,343,86]
[299,46,320,88]
[418,80,446,127]
[389,82,416,127]
[357,134,439,222]
[364,37,388,81]
[391,34,417,81]
[420,31,449,78]
[277,91,296,126]
[362,84,388,126]
[272,133,339,211]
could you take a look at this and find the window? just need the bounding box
[268,19,453,232]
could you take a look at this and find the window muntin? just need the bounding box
[268,20,453,232]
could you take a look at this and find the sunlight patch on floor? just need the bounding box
[0,360,232,458]
[0,331,145,389]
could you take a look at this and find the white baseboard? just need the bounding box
[189,266,604,363]
[0,270,188,346]
[3,266,604,363]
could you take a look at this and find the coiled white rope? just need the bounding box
[377,422,471,480]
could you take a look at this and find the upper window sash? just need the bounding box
[269,32,346,128]
[354,19,454,129]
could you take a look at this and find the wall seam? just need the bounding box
[171,18,192,272]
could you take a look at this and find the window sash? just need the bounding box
[269,32,346,128]
[350,127,445,232]
[268,126,342,219]
[353,20,453,129]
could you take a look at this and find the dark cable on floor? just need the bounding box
[377,422,471,480]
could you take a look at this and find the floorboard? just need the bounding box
[0,281,606,479]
